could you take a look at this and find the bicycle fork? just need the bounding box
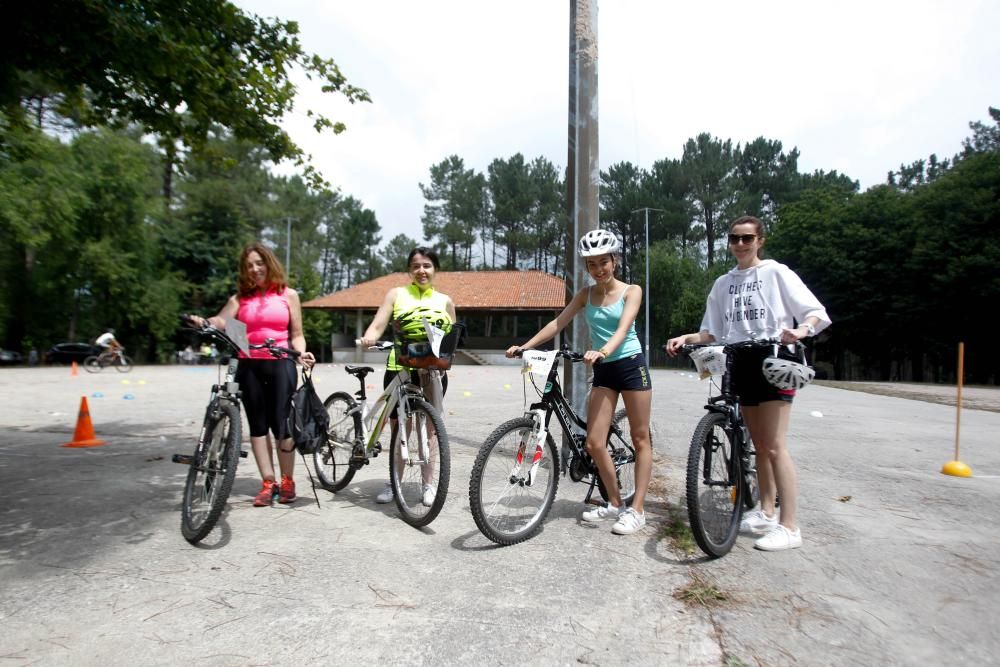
[509,410,547,487]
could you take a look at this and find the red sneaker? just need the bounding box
[278,475,296,504]
[253,479,278,507]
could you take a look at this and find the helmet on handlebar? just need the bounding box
[578,229,621,257]
[761,344,815,390]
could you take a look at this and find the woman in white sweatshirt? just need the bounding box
[666,215,831,551]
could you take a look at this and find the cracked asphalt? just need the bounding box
[1,363,997,665]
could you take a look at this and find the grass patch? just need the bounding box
[674,571,730,608]
[656,498,697,554]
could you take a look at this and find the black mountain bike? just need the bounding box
[469,346,637,546]
[682,338,797,558]
[172,317,299,544]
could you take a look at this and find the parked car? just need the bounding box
[0,349,22,365]
[45,342,100,364]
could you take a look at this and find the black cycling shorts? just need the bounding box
[730,347,795,407]
[236,358,297,438]
[383,369,449,419]
[592,352,651,392]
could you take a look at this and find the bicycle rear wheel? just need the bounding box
[181,400,241,544]
[390,397,450,528]
[84,356,102,373]
[469,417,559,546]
[686,411,742,558]
[314,391,361,492]
[114,355,133,372]
[598,408,637,505]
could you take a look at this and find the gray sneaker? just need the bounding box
[581,502,620,522]
[740,509,778,535]
[375,482,393,504]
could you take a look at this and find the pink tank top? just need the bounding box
[237,287,290,359]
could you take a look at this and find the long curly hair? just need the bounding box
[237,242,287,297]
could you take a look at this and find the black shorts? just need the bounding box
[383,369,449,419]
[592,353,651,392]
[730,347,795,407]
[236,358,297,438]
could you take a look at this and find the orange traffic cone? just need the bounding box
[71,361,79,376]
[61,396,106,448]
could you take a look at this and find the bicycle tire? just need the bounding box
[314,391,361,492]
[742,429,760,510]
[597,408,637,505]
[469,417,559,546]
[686,411,742,558]
[181,400,241,544]
[83,356,102,373]
[390,397,450,528]
[114,355,133,372]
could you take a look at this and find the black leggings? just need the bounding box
[236,358,297,438]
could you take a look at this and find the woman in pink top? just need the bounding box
[195,242,315,506]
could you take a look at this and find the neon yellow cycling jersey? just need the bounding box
[388,283,452,371]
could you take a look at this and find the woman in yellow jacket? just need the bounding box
[360,247,456,505]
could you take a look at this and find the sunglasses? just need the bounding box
[728,234,758,245]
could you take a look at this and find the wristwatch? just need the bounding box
[801,322,816,337]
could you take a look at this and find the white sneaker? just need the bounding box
[740,509,778,536]
[754,524,802,551]
[611,507,646,535]
[422,484,436,507]
[581,502,620,523]
[375,482,393,504]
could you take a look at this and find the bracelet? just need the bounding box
[800,323,815,337]
[598,347,609,358]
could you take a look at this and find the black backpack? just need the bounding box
[287,368,329,454]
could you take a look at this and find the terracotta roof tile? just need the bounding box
[303,270,567,311]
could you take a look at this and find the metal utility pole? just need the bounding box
[566,0,599,418]
[632,207,663,356]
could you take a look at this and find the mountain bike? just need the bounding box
[682,338,797,558]
[468,346,637,546]
[172,317,299,544]
[314,340,452,528]
[84,347,133,373]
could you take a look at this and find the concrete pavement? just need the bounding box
[0,363,997,665]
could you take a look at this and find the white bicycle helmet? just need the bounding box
[762,345,815,390]
[690,346,727,379]
[578,229,621,257]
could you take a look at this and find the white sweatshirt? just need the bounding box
[699,259,831,343]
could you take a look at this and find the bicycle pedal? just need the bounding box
[239,450,248,458]
[172,454,193,465]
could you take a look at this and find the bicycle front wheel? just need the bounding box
[181,400,241,544]
[598,408,637,505]
[686,411,742,558]
[314,392,361,492]
[390,397,450,528]
[83,356,102,373]
[114,355,133,372]
[469,417,559,546]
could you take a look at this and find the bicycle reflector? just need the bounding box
[690,346,726,379]
[762,345,815,390]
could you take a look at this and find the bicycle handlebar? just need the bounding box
[681,337,797,354]
[179,314,300,359]
[512,345,585,363]
[354,339,393,351]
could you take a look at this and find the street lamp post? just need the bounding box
[631,207,663,357]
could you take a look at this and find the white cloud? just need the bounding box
[237,0,1000,243]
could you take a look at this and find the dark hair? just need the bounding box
[407,247,440,270]
[729,215,766,259]
[237,242,287,296]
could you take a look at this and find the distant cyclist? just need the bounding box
[667,215,831,551]
[359,247,456,507]
[95,329,121,360]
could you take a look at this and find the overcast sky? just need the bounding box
[233,0,1000,246]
